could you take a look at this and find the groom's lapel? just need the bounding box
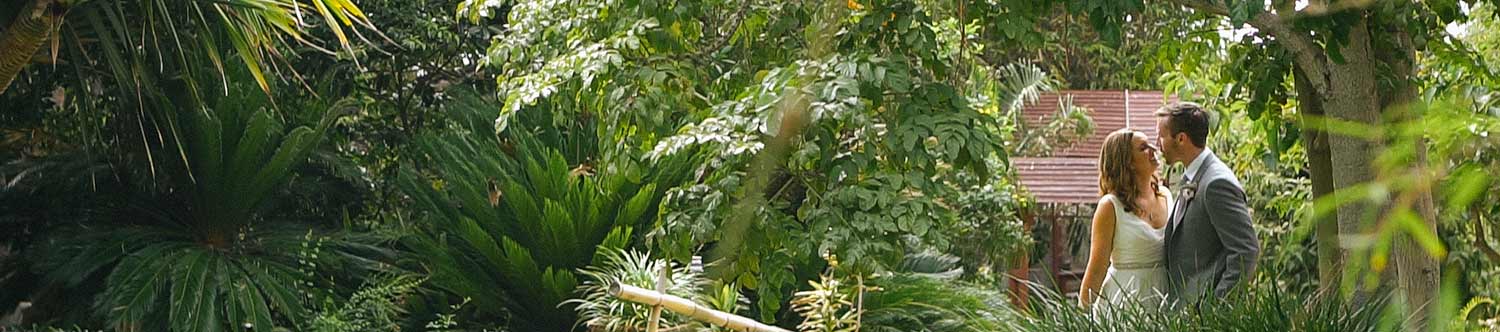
[1169,193,1188,229]
[1166,192,1186,241]
[1170,153,1216,238]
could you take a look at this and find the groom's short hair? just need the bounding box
[1155,102,1210,148]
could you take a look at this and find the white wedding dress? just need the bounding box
[1095,193,1171,312]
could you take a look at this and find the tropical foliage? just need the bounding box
[5,0,1500,331]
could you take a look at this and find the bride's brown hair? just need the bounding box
[1098,129,1162,213]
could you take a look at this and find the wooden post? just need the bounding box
[1049,205,1063,292]
[610,283,791,332]
[1009,208,1035,309]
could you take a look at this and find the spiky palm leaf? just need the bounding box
[2,0,385,206]
[0,0,383,96]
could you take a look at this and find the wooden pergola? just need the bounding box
[1007,90,1175,306]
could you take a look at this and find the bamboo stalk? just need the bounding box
[647,266,666,332]
[609,283,791,332]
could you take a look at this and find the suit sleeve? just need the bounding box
[1204,178,1260,297]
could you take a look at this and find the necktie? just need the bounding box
[1170,173,1190,228]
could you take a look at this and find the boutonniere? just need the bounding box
[1179,181,1199,202]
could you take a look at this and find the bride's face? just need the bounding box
[1130,132,1161,175]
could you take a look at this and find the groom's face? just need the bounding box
[1156,117,1182,165]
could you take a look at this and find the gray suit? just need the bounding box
[1164,151,1260,303]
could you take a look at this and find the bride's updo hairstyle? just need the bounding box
[1098,129,1161,213]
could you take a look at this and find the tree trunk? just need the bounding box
[0,0,61,96]
[1294,64,1341,297]
[1168,0,1437,324]
[1392,146,1441,330]
[1318,17,1387,302]
[1378,24,1441,330]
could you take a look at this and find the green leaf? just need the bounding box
[1444,163,1489,211]
[616,184,657,228]
[226,110,282,187]
[233,268,276,332]
[246,127,319,205]
[105,246,181,328]
[168,251,216,332]
[247,264,307,326]
[1392,209,1447,258]
[1300,114,1382,141]
[216,7,272,94]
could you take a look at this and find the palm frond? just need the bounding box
[1013,95,1095,157]
[898,251,963,278]
[994,63,1053,115]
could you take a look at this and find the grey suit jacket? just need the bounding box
[1164,151,1260,303]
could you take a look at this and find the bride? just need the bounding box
[1078,129,1171,312]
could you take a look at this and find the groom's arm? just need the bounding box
[1204,178,1260,298]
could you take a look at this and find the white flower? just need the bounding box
[1179,181,1199,202]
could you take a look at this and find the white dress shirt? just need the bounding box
[1182,148,1211,183]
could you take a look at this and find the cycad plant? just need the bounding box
[25,65,375,331]
[400,90,693,331]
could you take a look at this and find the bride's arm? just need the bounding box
[1078,198,1117,308]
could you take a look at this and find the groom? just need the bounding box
[1155,102,1261,305]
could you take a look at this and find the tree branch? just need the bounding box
[1168,0,1230,16]
[694,0,753,60]
[1473,205,1500,263]
[1162,0,1331,92]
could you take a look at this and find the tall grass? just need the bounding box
[1003,282,1395,332]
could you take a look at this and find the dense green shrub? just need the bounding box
[309,274,425,332]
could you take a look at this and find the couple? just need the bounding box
[1077,102,1261,312]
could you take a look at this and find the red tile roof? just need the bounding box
[1014,91,1178,204]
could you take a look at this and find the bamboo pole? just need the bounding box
[609,283,791,332]
[647,266,666,332]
